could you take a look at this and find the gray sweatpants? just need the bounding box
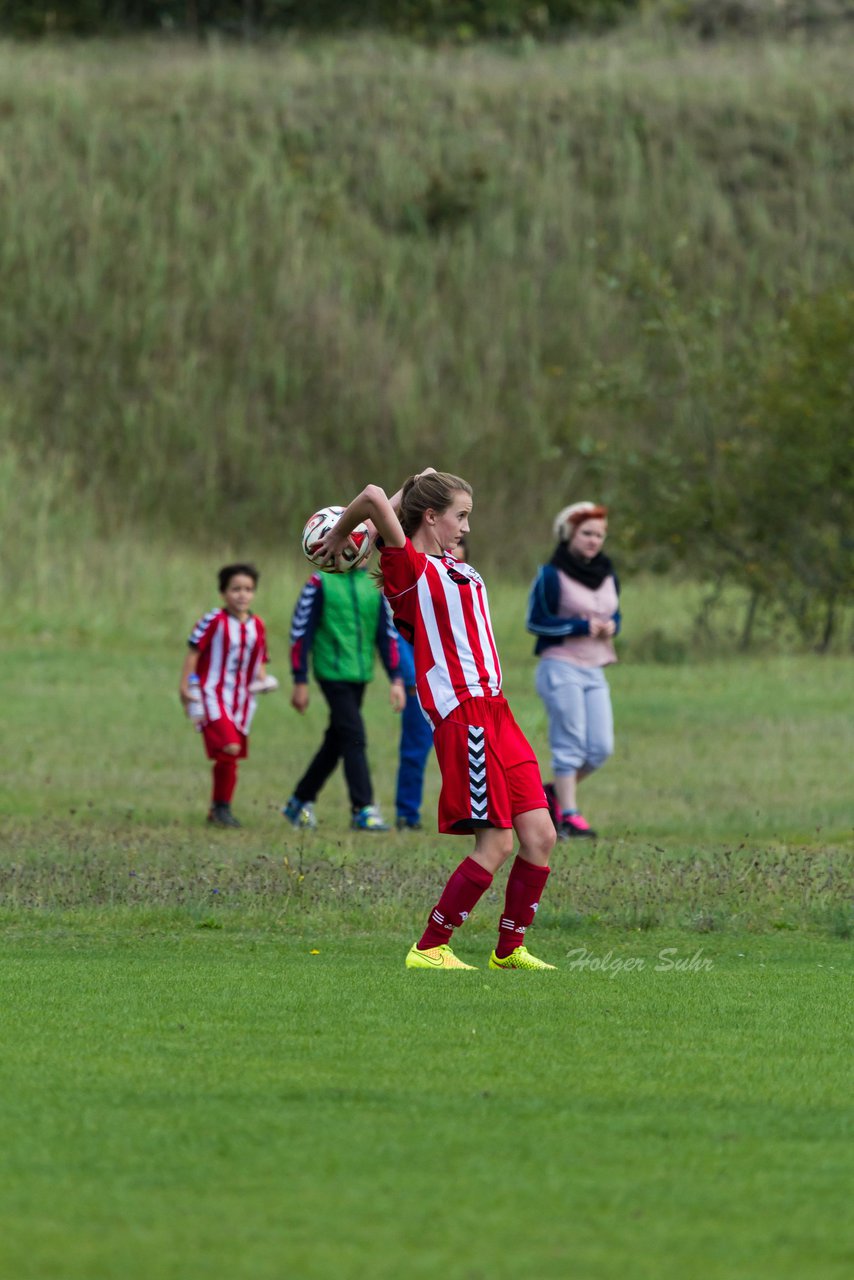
[535,657,614,776]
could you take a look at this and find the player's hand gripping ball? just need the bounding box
[301,505,373,574]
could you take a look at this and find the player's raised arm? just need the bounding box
[314,484,406,559]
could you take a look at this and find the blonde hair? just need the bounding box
[553,502,608,544]
[399,472,473,537]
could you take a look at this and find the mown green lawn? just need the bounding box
[1,931,851,1280]
[2,619,852,1279]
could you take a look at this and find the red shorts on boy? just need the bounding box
[432,697,547,834]
[202,717,248,761]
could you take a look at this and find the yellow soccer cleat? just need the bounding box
[489,946,556,971]
[405,943,477,970]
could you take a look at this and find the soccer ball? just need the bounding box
[301,505,373,574]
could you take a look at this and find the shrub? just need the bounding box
[0,0,638,38]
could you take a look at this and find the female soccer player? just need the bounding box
[313,470,557,971]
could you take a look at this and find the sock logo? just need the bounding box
[431,909,451,933]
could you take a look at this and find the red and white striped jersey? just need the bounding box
[188,609,268,735]
[380,539,502,729]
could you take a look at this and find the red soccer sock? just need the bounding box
[212,758,238,806]
[496,856,551,959]
[417,856,494,951]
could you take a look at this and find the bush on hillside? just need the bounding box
[675,0,852,39]
[0,0,636,38]
[7,0,852,37]
[736,289,853,650]
[615,288,853,650]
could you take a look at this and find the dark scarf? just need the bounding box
[550,542,614,591]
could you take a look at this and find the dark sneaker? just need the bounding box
[208,803,241,828]
[351,805,390,832]
[558,812,597,840]
[543,781,561,830]
[396,817,423,831]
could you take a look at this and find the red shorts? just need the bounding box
[202,716,248,761]
[432,697,547,834]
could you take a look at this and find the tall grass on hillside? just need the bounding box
[0,439,709,657]
[0,442,298,647]
[4,441,847,656]
[0,33,852,569]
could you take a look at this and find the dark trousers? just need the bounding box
[294,680,372,812]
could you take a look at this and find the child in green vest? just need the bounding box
[283,565,405,831]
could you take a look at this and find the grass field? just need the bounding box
[1,24,852,1273]
[1,933,850,1280]
[2,551,852,1278]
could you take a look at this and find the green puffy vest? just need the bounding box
[312,570,383,683]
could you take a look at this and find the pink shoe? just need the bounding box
[558,812,597,839]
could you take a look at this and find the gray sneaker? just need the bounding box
[351,805,390,832]
[282,796,317,830]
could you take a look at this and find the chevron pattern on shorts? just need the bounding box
[468,726,488,821]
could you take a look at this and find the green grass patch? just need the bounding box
[1,930,851,1280]
[3,577,852,939]
[3,572,852,1275]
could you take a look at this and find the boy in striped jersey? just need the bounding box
[313,472,557,970]
[179,563,269,828]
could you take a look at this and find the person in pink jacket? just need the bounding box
[526,503,621,839]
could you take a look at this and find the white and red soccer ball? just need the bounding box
[301,505,372,574]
